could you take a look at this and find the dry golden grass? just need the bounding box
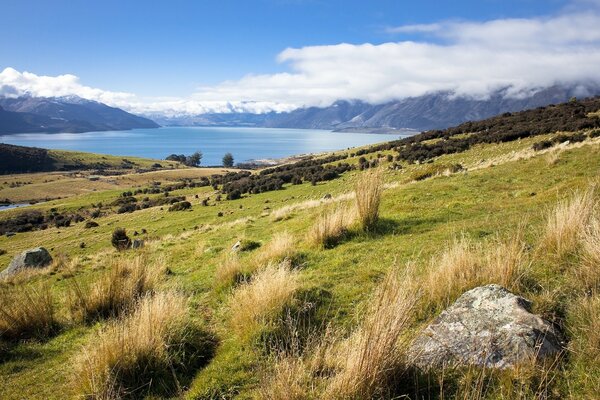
[324,268,418,399]
[0,284,58,340]
[545,146,563,165]
[214,253,244,288]
[421,234,528,310]
[539,188,596,260]
[252,231,297,267]
[258,355,317,400]
[569,295,600,365]
[579,215,600,292]
[69,255,165,323]
[307,205,356,248]
[228,261,300,338]
[355,167,384,231]
[72,291,190,399]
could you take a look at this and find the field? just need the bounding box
[0,127,599,399]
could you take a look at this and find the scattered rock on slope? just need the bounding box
[410,284,562,369]
[1,247,53,277]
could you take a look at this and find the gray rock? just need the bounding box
[410,284,562,369]
[1,247,53,277]
[132,239,144,249]
[231,240,241,252]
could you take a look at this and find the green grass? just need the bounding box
[0,134,599,399]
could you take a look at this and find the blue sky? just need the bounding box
[1,0,599,115]
[1,0,569,95]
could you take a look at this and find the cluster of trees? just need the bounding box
[166,151,203,167]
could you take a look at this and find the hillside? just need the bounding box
[0,143,182,175]
[0,98,599,399]
[0,96,159,134]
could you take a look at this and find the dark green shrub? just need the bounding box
[111,228,131,251]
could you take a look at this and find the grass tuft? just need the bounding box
[325,268,418,399]
[539,188,596,260]
[72,291,211,399]
[69,255,165,323]
[355,168,384,231]
[0,284,58,341]
[307,205,356,248]
[228,261,300,339]
[253,231,297,267]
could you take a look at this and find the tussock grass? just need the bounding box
[579,215,600,292]
[539,188,596,260]
[214,253,244,288]
[253,231,297,267]
[307,205,356,248]
[324,269,418,399]
[72,291,200,399]
[355,167,384,231]
[69,255,165,323]
[0,284,58,341]
[421,234,528,311]
[545,146,563,165]
[228,261,300,339]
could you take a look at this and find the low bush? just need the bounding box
[112,228,131,251]
[168,201,192,212]
[84,221,99,229]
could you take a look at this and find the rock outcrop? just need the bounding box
[1,247,53,277]
[410,284,562,369]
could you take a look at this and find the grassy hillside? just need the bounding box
[1,101,600,399]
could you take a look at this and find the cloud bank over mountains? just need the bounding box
[2,5,600,116]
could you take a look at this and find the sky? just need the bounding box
[1,0,600,115]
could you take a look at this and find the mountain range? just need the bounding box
[151,84,600,132]
[2,84,600,135]
[0,96,159,134]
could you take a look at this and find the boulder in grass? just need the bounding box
[1,247,53,277]
[410,284,563,369]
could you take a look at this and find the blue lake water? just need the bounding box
[0,127,408,166]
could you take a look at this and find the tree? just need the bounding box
[186,151,202,167]
[222,152,234,167]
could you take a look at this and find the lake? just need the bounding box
[0,127,409,166]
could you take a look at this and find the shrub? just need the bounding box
[0,249,6,256]
[84,221,99,229]
[73,291,213,398]
[68,256,165,323]
[307,206,356,249]
[0,284,58,341]
[228,262,300,339]
[168,201,192,211]
[112,228,131,251]
[239,239,261,252]
[355,168,383,231]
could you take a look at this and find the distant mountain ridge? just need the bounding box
[0,96,159,134]
[152,84,600,132]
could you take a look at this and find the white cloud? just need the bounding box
[2,5,600,115]
[0,67,135,105]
